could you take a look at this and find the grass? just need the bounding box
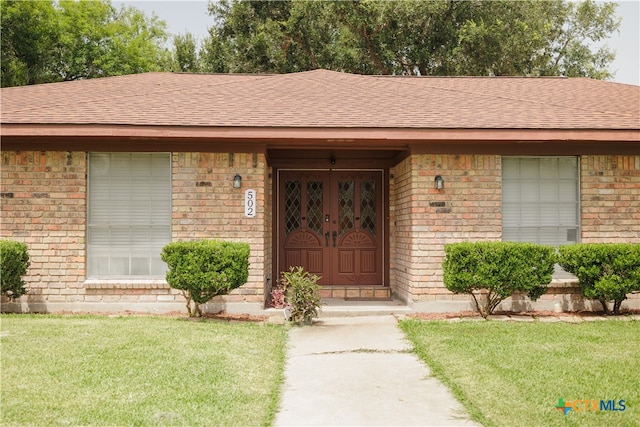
[400,319,640,427]
[0,314,287,426]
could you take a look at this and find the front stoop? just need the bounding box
[319,285,392,300]
[319,297,412,317]
[264,297,411,321]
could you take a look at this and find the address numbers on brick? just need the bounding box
[245,189,257,218]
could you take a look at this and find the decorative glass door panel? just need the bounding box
[332,172,381,285]
[279,170,382,286]
[280,172,330,278]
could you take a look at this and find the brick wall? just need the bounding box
[1,151,87,308]
[581,155,640,243]
[579,155,640,310]
[391,153,640,311]
[3,151,637,313]
[391,154,502,303]
[389,155,412,301]
[1,150,270,313]
[171,152,269,305]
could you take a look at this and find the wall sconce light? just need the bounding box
[233,174,242,188]
[434,175,444,190]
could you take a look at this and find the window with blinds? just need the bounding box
[502,157,579,246]
[87,153,171,278]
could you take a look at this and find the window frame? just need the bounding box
[86,152,172,280]
[501,155,581,247]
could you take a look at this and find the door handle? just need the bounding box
[325,232,330,247]
[332,231,337,247]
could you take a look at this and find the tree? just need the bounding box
[0,0,58,86]
[452,0,618,78]
[172,33,201,72]
[202,0,619,78]
[1,0,171,87]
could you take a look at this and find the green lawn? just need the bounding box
[0,314,287,426]
[400,319,640,427]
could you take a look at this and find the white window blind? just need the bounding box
[88,153,171,278]
[502,157,579,246]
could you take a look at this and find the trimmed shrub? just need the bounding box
[281,266,322,325]
[0,240,30,300]
[161,240,250,317]
[443,242,557,318]
[558,243,640,315]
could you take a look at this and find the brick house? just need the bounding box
[1,70,639,314]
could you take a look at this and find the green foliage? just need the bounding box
[172,32,201,72]
[0,240,30,300]
[443,242,557,318]
[202,0,618,78]
[1,0,170,87]
[558,243,640,315]
[161,240,250,317]
[281,266,322,325]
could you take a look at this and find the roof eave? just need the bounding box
[1,123,639,143]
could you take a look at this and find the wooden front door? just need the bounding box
[278,170,383,286]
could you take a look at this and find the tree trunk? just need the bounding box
[487,292,503,317]
[182,290,194,317]
[613,299,623,315]
[599,299,609,315]
[469,292,487,319]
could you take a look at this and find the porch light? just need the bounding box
[233,174,242,188]
[434,175,444,190]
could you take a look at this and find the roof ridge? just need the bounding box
[372,75,570,79]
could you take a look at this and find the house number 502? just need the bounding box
[245,189,257,218]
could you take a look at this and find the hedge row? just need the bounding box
[443,241,640,317]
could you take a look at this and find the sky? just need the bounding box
[115,0,640,86]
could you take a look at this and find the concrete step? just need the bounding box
[319,297,413,317]
[319,285,392,300]
[264,298,412,322]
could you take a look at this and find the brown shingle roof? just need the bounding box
[2,69,639,130]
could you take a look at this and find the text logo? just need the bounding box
[555,398,626,415]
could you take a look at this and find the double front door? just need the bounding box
[278,170,383,286]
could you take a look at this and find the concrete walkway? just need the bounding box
[274,315,478,426]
